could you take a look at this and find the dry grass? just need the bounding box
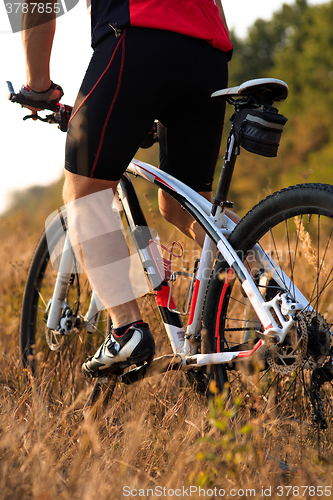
[1,203,333,500]
[2,369,332,500]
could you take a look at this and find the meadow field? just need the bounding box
[4,1,333,495]
[1,176,333,500]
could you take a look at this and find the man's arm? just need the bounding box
[86,0,91,17]
[215,0,229,33]
[20,2,61,109]
[21,18,55,92]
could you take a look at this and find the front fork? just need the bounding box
[46,233,74,330]
[46,232,101,333]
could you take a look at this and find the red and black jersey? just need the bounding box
[91,0,232,57]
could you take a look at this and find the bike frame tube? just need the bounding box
[84,290,103,333]
[252,244,314,312]
[185,339,265,368]
[185,234,216,341]
[126,159,304,346]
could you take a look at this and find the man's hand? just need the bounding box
[21,2,58,116]
[18,81,63,119]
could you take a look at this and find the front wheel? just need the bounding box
[203,183,333,462]
[20,210,108,404]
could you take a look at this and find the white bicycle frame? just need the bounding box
[46,156,308,370]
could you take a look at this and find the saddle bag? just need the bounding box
[232,107,288,157]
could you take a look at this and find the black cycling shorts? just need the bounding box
[65,27,228,192]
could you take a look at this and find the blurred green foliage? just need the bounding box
[226,0,333,215]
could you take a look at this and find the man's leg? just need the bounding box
[158,190,211,248]
[158,190,240,247]
[63,171,142,327]
[63,170,155,376]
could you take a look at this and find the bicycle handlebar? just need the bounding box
[6,81,72,132]
[7,80,158,145]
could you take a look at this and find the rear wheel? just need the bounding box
[203,183,333,461]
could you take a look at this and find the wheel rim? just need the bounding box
[218,207,333,460]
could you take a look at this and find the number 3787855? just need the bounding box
[5,2,61,14]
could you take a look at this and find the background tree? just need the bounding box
[225,0,333,215]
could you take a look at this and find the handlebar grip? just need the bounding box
[6,80,60,112]
[6,80,15,99]
[10,93,60,112]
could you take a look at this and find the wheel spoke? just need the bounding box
[204,185,333,462]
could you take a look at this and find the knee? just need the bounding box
[63,171,119,205]
[62,171,85,205]
[62,173,72,205]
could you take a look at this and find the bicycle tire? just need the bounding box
[203,183,333,461]
[20,209,108,404]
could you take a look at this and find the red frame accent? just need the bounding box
[131,161,175,190]
[215,268,233,353]
[237,339,262,358]
[188,278,200,326]
[155,283,177,310]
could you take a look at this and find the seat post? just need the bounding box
[211,127,239,216]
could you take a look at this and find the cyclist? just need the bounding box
[20,0,233,378]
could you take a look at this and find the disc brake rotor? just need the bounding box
[45,327,65,351]
[266,318,308,374]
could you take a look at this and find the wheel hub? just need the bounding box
[266,317,308,374]
[265,312,331,374]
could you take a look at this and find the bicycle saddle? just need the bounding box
[212,78,289,103]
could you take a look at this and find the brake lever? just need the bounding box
[23,113,44,122]
[23,112,58,124]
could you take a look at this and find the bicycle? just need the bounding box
[8,78,333,466]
